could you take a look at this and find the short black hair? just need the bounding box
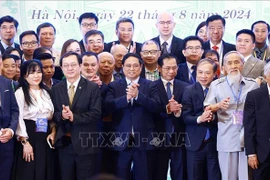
[157,54,178,67]
[182,35,204,49]
[197,58,218,73]
[203,49,220,61]
[35,53,54,62]
[36,22,56,35]
[4,47,22,59]
[122,53,143,65]
[195,21,206,35]
[206,14,226,27]
[2,53,17,61]
[81,51,98,61]
[116,17,134,30]
[78,12,99,24]
[60,51,82,67]
[0,15,19,30]
[84,30,104,44]
[236,29,256,43]
[33,47,52,59]
[19,30,39,45]
[251,20,270,32]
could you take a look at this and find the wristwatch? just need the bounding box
[21,139,29,145]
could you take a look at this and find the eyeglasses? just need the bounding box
[22,41,38,47]
[1,25,15,31]
[158,21,173,25]
[141,50,160,56]
[62,63,78,69]
[124,63,140,69]
[185,46,202,53]
[162,66,178,71]
[87,40,103,45]
[118,28,133,33]
[208,27,223,32]
[81,23,97,28]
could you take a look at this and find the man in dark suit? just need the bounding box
[78,12,99,53]
[244,63,270,180]
[152,54,188,180]
[152,11,185,64]
[0,75,19,180]
[0,15,22,56]
[175,36,204,84]
[105,53,160,180]
[182,58,221,180]
[51,52,102,180]
[203,15,235,67]
[105,18,142,56]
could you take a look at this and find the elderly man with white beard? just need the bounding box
[203,51,259,180]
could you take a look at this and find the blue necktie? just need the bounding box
[190,65,196,84]
[166,82,172,99]
[204,87,210,140]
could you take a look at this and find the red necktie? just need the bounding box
[212,45,219,51]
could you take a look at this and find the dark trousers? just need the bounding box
[152,147,187,180]
[0,143,14,180]
[114,147,152,180]
[186,141,221,180]
[58,143,98,180]
[253,152,270,180]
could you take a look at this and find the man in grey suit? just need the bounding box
[236,29,265,85]
[204,51,259,180]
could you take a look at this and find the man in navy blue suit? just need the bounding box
[175,36,204,84]
[105,53,160,180]
[152,54,188,180]
[0,75,19,180]
[182,58,221,180]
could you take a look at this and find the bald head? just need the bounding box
[98,52,115,76]
[110,44,128,55]
[156,11,175,38]
[110,44,128,71]
[98,52,115,64]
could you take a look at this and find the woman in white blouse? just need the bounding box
[12,60,55,180]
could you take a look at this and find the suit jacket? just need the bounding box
[153,78,188,147]
[182,82,218,151]
[0,76,19,150]
[203,40,236,65]
[244,84,270,163]
[51,77,102,155]
[104,40,142,56]
[0,41,22,56]
[105,78,160,151]
[175,62,194,84]
[79,39,86,53]
[242,55,265,79]
[152,35,185,64]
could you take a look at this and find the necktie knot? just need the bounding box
[191,65,196,70]
[212,45,219,51]
[161,42,168,55]
[166,82,172,99]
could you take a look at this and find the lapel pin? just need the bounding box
[79,86,82,89]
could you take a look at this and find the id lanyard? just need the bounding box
[253,50,267,61]
[226,77,243,111]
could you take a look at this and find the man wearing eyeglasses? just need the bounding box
[140,40,161,81]
[85,30,105,55]
[152,11,185,64]
[0,15,22,56]
[175,36,204,84]
[78,12,99,52]
[203,15,235,68]
[19,30,39,62]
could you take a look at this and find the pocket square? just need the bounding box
[4,90,9,92]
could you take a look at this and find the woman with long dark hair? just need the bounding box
[12,60,55,180]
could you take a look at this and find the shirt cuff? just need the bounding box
[174,110,181,117]
[197,116,201,124]
[166,104,172,114]
[8,128,14,137]
[248,154,257,158]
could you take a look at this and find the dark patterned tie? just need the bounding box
[161,42,168,55]
[166,82,172,99]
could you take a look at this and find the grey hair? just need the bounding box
[264,61,270,76]
[223,51,244,64]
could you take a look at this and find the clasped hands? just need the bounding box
[167,95,182,114]
[90,75,102,87]
[62,105,74,122]
[126,82,139,101]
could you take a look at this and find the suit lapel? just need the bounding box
[119,78,128,96]
[60,80,70,106]
[157,79,168,104]
[171,36,177,54]
[173,80,182,101]
[183,63,189,82]
[71,78,85,109]
[195,82,204,102]
[243,56,257,76]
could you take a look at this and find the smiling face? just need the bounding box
[81,55,99,79]
[207,19,225,44]
[116,22,134,44]
[196,61,215,87]
[123,56,142,81]
[236,33,255,57]
[38,26,55,48]
[61,54,81,81]
[155,12,175,37]
[2,58,16,79]
[25,65,43,89]
[224,53,244,75]
[98,53,115,76]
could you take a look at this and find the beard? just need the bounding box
[227,69,241,86]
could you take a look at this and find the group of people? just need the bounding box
[0,9,270,180]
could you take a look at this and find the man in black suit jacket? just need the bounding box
[152,54,188,180]
[152,11,185,64]
[51,52,101,180]
[244,63,270,180]
[203,15,235,66]
[0,75,19,180]
[105,53,160,180]
[104,18,142,56]
[78,12,99,53]
[0,15,22,56]
[182,58,221,180]
[175,36,204,84]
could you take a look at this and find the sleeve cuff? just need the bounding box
[197,116,201,124]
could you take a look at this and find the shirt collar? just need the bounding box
[210,41,222,49]
[67,76,81,90]
[1,40,15,49]
[145,67,158,73]
[244,54,252,63]
[125,76,140,85]
[186,61,196,70]
[159,35,173,47]
[161,77,174,86]
[267,84,270,96]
